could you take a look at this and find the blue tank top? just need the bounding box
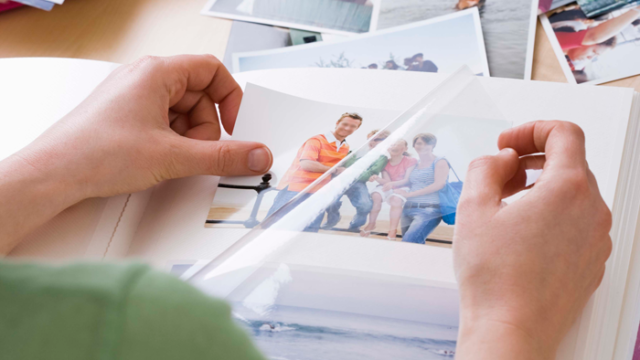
[408,157,447,204]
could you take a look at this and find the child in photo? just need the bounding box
[361,138,417,240]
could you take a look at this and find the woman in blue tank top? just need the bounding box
[393,133,450,244]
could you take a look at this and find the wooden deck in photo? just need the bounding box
[207,206,454,248]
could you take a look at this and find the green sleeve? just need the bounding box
[343,154,358,168]
[358,155,388,182]
[0,262,266,360]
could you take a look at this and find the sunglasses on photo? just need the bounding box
[372,137,387,142]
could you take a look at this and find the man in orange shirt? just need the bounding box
[265,113,363,232]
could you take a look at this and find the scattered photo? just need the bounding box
[540,2,640,84]
[577,0,640,18]
[206,82,509,245]
[377,0,537,79]
[539,0,576,13]
[232,9,489,76]
[201,0,381,35]
[223,21,292,70]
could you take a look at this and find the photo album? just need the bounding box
[4,57,640,359]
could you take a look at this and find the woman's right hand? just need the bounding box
[453,121,612,360]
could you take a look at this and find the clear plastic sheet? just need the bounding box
[188,68,511,359]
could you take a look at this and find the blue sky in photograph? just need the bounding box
[237,11,487,74]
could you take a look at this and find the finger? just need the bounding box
[498,121,587,173]
[169,113,190,136]
[170,90,223,140]
[184,95,222,141]
[460,148,520,213]
[502,155,546,198]
[128,55,242,136]
[171,90,205,114]
[163,55,242,135]
[168,137,273,178]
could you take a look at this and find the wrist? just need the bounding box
[457,318,555,360]
[0,153,87,254]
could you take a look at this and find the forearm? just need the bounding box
[407,182,445,198]
[390,179,409,188]
[0,153,85,255]
[584,8,640,44]
[456,320,552,360]
[299,160,331,173]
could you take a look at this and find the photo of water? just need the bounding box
[208,0,374,33]
[378,0,535,79]
[235,305,458,360]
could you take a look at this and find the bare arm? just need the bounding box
[583,6,640,45]
[299,160,332,173]
[390,164,417,189]
[375,170,392,185]
[0,55,272,255]
[405,160,448,198]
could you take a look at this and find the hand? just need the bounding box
[13,55,272,199]
[382,182,394,192]
[368,175,378,182]
[0,55,272,253]
[453,121,612,360]
[393,189,408,197]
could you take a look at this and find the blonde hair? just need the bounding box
[412,133,437,148]
[367,129,390,139]
[396,138,411,157]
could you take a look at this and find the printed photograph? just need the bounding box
[226,264,460,360]
[232,9,489,76]
[201,0,380,35]
[539,0,576,13]
[541,2,640,84]
[377,0,537,79]
[206,83,510,245]
[577,0,640,17]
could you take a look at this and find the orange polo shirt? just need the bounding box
[277,134,350,193]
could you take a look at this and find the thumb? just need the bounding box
[168,137,273,178]
[459,148,519,214]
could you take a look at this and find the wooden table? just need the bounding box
[0,0,639,91]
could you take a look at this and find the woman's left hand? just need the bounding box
[0,54,273,254]
[11,55,273,200]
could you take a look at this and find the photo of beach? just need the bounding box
[210,262,460,360]
[238,306,457,360]
[377,0,536,79]
[232,9,489,75]
[202,0,379,35]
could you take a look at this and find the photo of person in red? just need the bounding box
[265,112,363,232]
[546,3,640,83]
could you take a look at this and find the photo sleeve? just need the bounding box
[299,138,322,162]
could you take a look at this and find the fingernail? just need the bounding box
[248,147,271,172]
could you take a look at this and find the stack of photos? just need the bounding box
[377,0,538,79]
[231,9,490,76]
[540,2,640,84]
[201,0,380,35]
[206,78,510,245]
